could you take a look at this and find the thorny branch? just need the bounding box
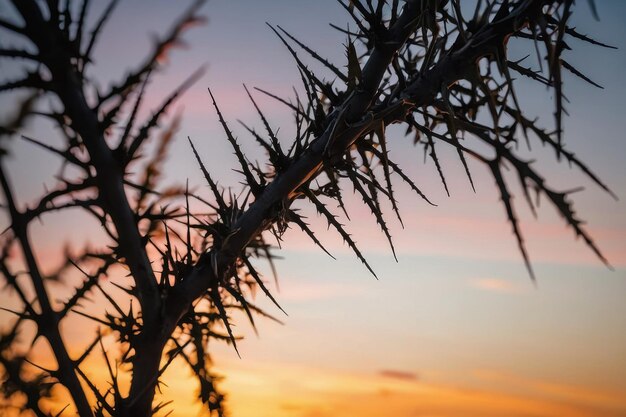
[0,1,615,416]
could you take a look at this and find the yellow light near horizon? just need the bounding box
[6,329,626,417]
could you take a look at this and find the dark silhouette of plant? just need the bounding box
[0,0,615,416]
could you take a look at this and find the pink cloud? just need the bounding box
[468,278,526,294]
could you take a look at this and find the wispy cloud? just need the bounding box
[278,206,626,267]
[468,278,525,294]
[378,369,419,381]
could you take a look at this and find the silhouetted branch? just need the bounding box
[0,1,615,416]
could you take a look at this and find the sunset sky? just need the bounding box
[1,1,625,416]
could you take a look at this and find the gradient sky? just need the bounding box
[1,1,625,416]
